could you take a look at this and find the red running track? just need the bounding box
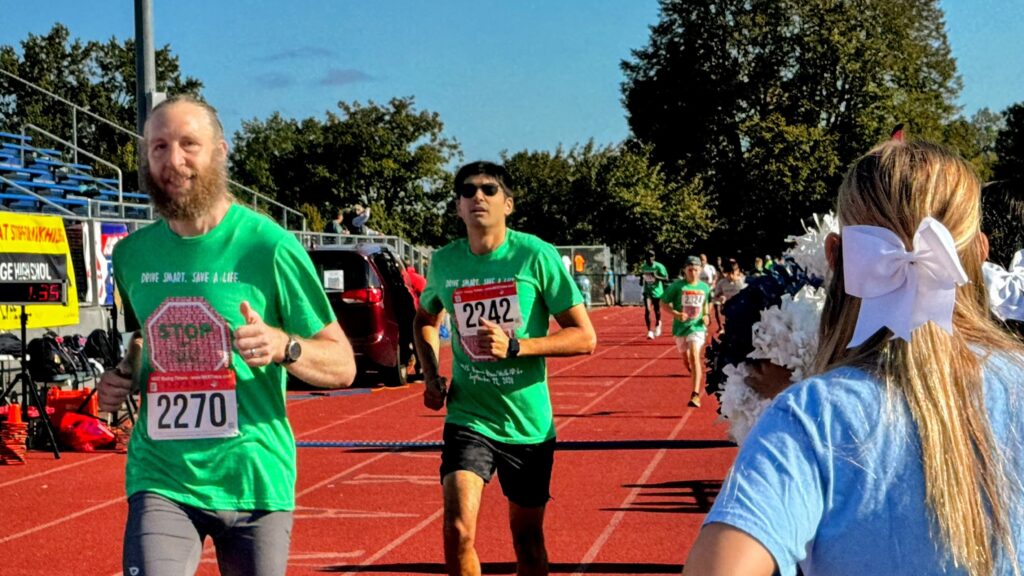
[0,307,737,575]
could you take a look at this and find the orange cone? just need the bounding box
[6,404,22,425]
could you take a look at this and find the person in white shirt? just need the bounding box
[699,253,717,286]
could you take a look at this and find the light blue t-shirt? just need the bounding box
[705,354,1024,576]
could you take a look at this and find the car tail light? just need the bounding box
[341,287,383,304]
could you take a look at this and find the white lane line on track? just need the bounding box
[295,424,442,498]
[570,409,694,575]
[553,345,676,434]
[0,452,117,489]
[335,335,675,572]
[339,508,445,576]
[0,497,121,545]
[294,391,420,439]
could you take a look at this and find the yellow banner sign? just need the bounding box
[0,212,80,329]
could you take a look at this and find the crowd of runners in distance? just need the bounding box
[633,249,795,409]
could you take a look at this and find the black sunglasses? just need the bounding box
[458,183,502,199]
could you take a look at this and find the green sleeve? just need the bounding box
[111,237,140,332]
[273,235,336,338]
[662,282,677,310]
[419,253,445,315]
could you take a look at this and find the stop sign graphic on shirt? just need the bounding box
[145,297,232,373]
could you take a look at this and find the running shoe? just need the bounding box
[688,391,701,408]
[647,330,654,340]
[655,323,662,337]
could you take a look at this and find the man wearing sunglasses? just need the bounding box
[415,161,597,576]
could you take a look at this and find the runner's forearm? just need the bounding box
[118,331,144,377]
[414,310,443,382]
[281,324,355,389]
[518,304,596,358]
[518,327,595,357]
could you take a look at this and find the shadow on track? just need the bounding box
[602,479,722,514]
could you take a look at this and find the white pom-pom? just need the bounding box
[719,363,774,445]
[747,285,826,381]
[784,212,839,283]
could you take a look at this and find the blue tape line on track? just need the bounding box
[298,440,443,448]
[287,388,374,400]
[297,438,736,450]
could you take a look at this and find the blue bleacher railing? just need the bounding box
[23,124,125,201]
[0,67,306,231]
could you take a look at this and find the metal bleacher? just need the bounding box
[0,130,152,220]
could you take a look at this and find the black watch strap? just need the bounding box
[507,336,520,359]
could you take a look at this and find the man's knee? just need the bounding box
[442,471,483,553]
[443,515,476,553]
[511,523,547,564]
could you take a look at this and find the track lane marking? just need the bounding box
[0,452,117,489]
[331,339,676,573]
[570,410,694,575]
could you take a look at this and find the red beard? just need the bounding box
[144,158,228,220]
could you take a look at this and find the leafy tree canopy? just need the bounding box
[0,23,202,187]
[621,0,963,256]
[501,141,715,267]
[229,97,460,246]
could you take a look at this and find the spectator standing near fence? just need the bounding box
[97,96,356,576]
[350,204,371,235]
[414,160,596,576]
[323,208,347,243]
[603,265,616,306]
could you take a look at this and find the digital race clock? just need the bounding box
[0,280,68,305]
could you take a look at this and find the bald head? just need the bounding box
[145,95,224,143]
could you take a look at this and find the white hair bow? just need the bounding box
[983,249,1024,321]
[843,217,968,347]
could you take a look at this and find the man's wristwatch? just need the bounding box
[281,335,302,365]
[507,336,520,359]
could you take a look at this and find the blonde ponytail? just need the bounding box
[815,140,1019,576]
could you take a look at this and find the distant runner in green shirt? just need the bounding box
[640,249,669,339]
[415,161,597,576]
[97,96,356,576]
[661,256,712,408]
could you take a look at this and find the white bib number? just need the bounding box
[453,281,522,362]
[643,272,655,283]
[681,290,706,320]
[147,371,239,440]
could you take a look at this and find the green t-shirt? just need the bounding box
[663,279,712,336]
[640,261,668,298]
[113,204,335,511]
[420,229,583,444]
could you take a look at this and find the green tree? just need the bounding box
[0,23,202,187]
[501,142,715,265]
[942,108,1004,181]
[993,103,1024,184]
[229,97,460,246]
[984,103,1024,266]
[621,0,961,254]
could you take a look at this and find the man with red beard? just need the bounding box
[97,95,356,576]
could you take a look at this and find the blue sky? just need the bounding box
[0,1,1020,163]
